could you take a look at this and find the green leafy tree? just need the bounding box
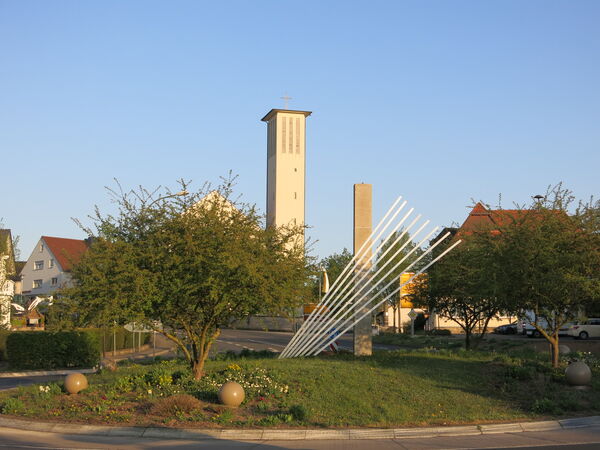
[61,177,311,379]
[425,232,504,350]
[495,185,600,367]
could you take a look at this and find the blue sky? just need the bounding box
[1,0,599,261]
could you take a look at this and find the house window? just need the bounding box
[34,261,44,270]
[48,259,54,268]
[51,277,58,286]
[39,243,44,252]
[33,279,42,289]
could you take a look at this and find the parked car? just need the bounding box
[568,319,600,340]
[494,322,518,334]
[525,322,575,338]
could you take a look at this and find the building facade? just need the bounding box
[262,108,311,232]
[20,236,88,301]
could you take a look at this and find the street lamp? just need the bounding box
[147,189,189,208]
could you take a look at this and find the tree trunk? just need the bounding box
[193,353,209,380]
[465,328,471,350]
[393,305,398,333]
[192,328,221,380]
[550,335,560,368]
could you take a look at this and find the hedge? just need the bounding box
[6,331,101,370]
[0,330,9,361]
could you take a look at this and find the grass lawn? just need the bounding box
[1,347,599,428]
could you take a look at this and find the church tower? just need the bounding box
[262,109,311,233]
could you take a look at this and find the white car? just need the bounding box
[568,319,600,340]
[525,322,575,338]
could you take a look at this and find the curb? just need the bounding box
[0,368,97,378]
[0,416,599,441]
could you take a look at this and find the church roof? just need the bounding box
[261,109,312,122]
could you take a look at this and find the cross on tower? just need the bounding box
[280,94,292,109]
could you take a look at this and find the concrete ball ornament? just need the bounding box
[218,381,245,406]
[565,361,592,387]
[558,344,571,355]
[64,373,89,394]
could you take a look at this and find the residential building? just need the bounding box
[20,236,88,301]
[426,203,524,333]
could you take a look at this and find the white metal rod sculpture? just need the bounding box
[280,196,405,358]
[283,208,418,358]
[280,196,461,359]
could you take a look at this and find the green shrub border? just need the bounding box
[6,331,101,370]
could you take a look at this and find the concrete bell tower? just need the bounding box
[262,109,312,233]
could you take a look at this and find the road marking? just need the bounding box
[245,339,286,348]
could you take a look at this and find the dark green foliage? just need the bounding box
[61,177,310,379]
[289,404,308,421]
[0,330,10,360]
[6,331,100,369]
[428,329,451,336]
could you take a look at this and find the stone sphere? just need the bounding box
[64,373,89,394]
[218,381,245,407]
[565,361,592,386]
[559,345,571,355]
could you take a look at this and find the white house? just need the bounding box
[20,236,88,302]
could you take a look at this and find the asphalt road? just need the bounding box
[213,328,399,355]
[1,424,600,449]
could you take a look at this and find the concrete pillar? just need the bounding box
[353,183,373,356]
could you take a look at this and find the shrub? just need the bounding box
[150,394,203,416]
[0,397,24,414]
[289,404,308,421]
[428,329,451,336]
[0,330,10,361]
[532,397,562,415]
[6,331,100,369]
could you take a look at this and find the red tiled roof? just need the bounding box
[457,202,567,237]
[458,202,527,233]
[42,236,88,272]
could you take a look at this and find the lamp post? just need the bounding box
[147,189,189,209]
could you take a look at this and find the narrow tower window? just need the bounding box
[281,118,286,153]
[295,118,301,154]
[288,118,293,153]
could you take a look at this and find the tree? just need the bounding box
[374,230,425,333]
[61,177,311,379]
[0,223,18,330]
[311,248,353,301]
[425,231,505,350]
[494,185,600,367]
